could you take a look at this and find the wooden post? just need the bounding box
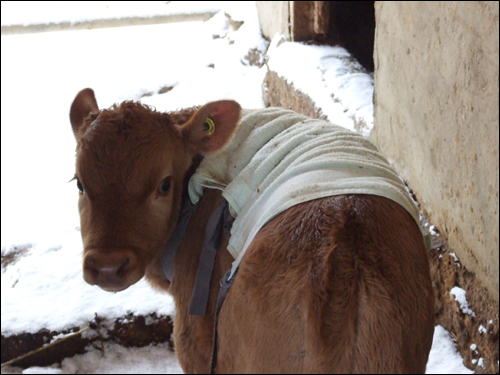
[291,1,330,41]
[314,1,330,35]
[290,1,315,41]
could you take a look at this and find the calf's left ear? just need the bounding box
[70,88,99,138]
[181,100,241,155]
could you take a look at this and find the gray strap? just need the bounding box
[209,268,238,374]
[188,201,233,317]
[161,195,196,282]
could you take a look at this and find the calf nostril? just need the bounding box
[85,257,100,279]
[117,258,131,277]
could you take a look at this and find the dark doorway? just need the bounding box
[291,1,375,72]
[330,1,375,72]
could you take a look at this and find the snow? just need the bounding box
[477,358,485,368]
[4,343,183,374]
[1,0,267,338]
[426,326,474,374]
[449,252,461,267]
[266,34,374,136]
[2,325,472,374]
[450,286,476,317]
[48,331,82,346]
[1,2,471,374]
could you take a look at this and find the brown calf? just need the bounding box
[70,88,434,373]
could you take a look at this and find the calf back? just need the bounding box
[216,194,434,373]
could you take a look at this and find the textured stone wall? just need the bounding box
[371,1,499,301]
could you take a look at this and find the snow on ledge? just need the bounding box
[1,1,225,27]
[266,34,374,137]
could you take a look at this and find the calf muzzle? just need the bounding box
[83,249,140,292]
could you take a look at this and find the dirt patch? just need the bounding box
[1,314,173,369]
[225,12,244,32]
[263,70,327,120]
[411,195,499,374]
[140,85,174,98]
[241,48,265,67]
[427,229,499,374]
[1,244,31,270]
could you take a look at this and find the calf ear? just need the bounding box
[69,88,99,138]
[181,100,241,155]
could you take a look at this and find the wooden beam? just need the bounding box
[290,1,315,41]
[314,1,330,35]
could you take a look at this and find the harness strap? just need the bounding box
[161,195,237,373]
[161,193,197,282]
[209,268,238,374]
[188,201,233,316]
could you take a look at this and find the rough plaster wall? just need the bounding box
[255,1,290,40]
[372,1,499,301]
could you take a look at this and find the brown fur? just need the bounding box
[69,88,434,373]
[217,195,434,373]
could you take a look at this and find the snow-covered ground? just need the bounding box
[1,2,473,374]
[2,328,473,374]
[1,0,268,336]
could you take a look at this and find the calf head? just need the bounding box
[69,88,241,292]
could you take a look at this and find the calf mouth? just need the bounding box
[96,284,130,293]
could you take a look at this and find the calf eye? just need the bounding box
[158,177,171,195]
[76,179,84,193]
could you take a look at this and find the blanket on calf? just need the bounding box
[188,108,420,277]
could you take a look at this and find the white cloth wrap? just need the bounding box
[188,108,420,278]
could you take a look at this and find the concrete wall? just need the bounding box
[372,1,499,300]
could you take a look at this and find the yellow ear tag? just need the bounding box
[204,117,216,136]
